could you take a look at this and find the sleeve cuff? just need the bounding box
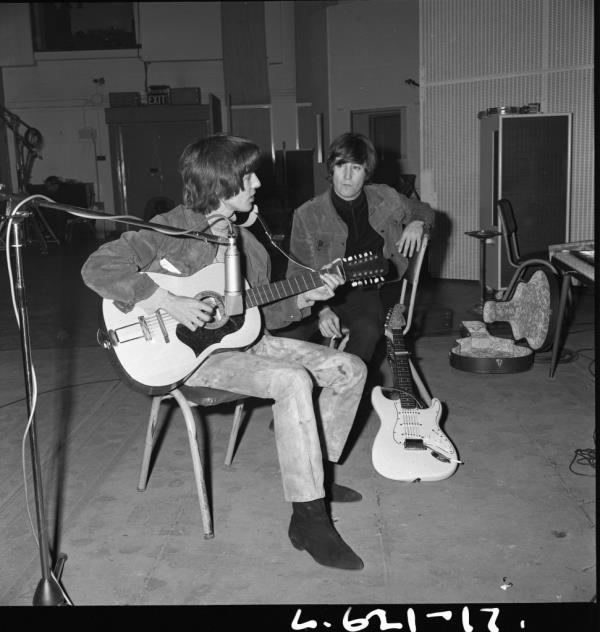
[136,287,169,314]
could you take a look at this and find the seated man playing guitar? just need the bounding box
[81,134,368,571]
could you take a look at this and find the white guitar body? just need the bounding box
[99,253,388,393]
[100,265,262,391]
[371,387,458,481]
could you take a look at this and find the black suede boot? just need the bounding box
[324,462,362,502]
[288,499,364,570]
[328,483,362,502]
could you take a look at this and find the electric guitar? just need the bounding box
[371,303,459,481]
[98,253,387,393]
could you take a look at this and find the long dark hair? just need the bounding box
[326,132,377,181]
[179,134,261,214]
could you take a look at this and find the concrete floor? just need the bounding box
[0,239,595,620]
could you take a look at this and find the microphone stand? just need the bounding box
[6,199,68,605]
[0,188,228,605]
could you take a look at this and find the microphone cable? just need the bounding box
[254,213,316,272]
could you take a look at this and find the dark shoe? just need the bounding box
[288,498,364,570]
[328,482,362,503]
[323,461,362,502]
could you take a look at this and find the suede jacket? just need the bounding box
[287,184,435,315]
[81,204,305,331]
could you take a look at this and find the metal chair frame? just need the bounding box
[496,198,558,298]
[138,385,246,539]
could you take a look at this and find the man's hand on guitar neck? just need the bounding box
[296,271,344,309]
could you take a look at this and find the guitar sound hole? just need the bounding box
[194,291,227,330]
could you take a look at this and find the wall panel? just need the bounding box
[420,0,594,279]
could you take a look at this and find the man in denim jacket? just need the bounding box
[280,132,435,366]
[81,135,367,570]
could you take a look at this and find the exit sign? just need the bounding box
[147,92,170,105]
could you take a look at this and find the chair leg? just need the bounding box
[138,395,163,491]
[224,402,245,466]
[171,389,214,539]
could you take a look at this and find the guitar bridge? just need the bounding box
[404,438,425,450]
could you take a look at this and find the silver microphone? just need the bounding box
[224,232,244,316]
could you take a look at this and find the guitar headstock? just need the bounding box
[384,302,406,340]
[325,251,388,287]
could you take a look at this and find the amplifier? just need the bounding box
[170,87,202,105]
[109,92,141,107]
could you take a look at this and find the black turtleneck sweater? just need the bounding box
[330,189,384,258]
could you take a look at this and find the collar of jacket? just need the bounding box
[179,205,230,245]
[325,184,391,225]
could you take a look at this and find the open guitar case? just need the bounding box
[449,263,560,373]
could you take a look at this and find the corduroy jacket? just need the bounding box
[81,204,305,331]
[286,183,435,316]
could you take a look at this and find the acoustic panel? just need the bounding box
[420,0,593,280]
[497,114,570,287]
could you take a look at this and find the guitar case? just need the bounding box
[449,264,559,373]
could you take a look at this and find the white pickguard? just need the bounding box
[371,386,458,482]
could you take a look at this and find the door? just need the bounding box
[118,120,210,217]
[119,124,162,216]
[351,108,407,189]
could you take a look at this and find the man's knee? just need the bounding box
[337,352,368,388]
[350,354,368,384]
[272,364,313,397]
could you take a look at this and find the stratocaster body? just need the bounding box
[370,303,459,482]
[99,254,387,393]
[371,388,457,481]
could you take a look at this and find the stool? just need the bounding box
[465,229,501,314]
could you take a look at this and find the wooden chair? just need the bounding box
[137,385,247,539]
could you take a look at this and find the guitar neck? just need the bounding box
[387,331,419,408]
[245,269,331,308]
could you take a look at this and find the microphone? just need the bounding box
[224,229,244,316]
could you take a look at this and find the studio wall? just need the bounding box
[420,0,594,280]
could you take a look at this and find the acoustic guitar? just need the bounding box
[371,303,459,481]
[98,253,387,393]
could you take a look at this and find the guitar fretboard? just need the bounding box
[387,329,420,409]
[245,269,327,308]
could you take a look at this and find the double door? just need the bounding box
[106,98,221,220]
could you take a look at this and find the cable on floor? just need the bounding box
[569,431,596,477]
[0,378,120,410]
